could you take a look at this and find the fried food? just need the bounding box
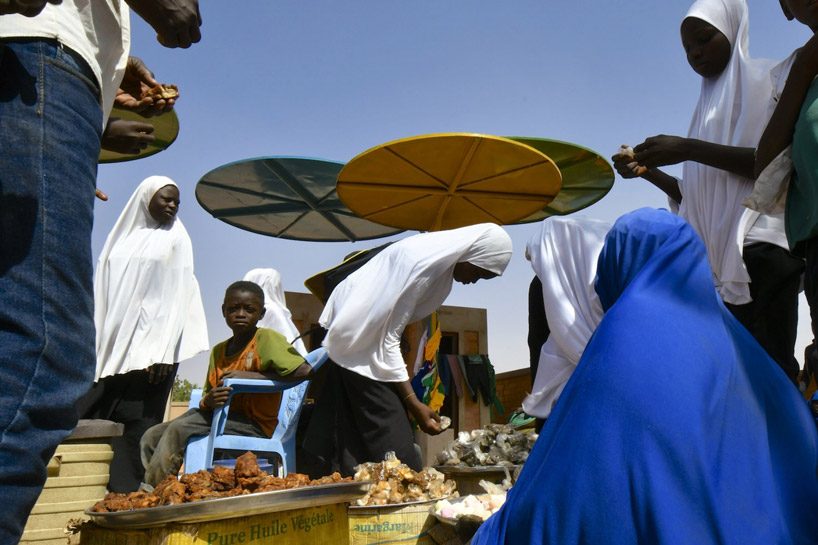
[145,84,179,101]
[89,452,354,512]
[154,475,186,505]
[90,491,161,512]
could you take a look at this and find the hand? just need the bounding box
[101,117,155,154]
[201,386,231,410]
[147,363,173,384]
[611,150,647,179]
[409,401,443,435]
[127,0,201,49]
[0,0,60,17]
[633,135,690,168]
[95,188,109,201]
[219,370,266,383]
[115,57,176,117]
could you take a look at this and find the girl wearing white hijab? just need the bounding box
[522,217,610,421]
[305,223,512,475]
[613,0,803,381]
[79,176,209,492]
[242,268,308,356]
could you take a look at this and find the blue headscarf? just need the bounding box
[473,208,818,545]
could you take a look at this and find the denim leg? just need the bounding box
[0,40,101,543]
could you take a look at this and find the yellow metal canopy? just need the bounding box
[336,133,562,232]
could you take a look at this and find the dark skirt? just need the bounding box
[76,364,177,492]
[304,361,421,476]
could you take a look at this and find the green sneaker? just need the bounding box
[508,408,536,428]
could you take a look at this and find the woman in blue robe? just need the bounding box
[471,208,818,544]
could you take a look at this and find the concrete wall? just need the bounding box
[492,368,532,424]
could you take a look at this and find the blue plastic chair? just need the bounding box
[183,347,328,477]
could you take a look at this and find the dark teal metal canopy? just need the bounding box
[195,156,403,242]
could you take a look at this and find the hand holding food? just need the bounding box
[612,145,648,177]
[115,57,178,117]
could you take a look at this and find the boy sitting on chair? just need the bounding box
[140,281,312,487]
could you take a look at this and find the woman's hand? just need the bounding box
[147,363,173,384]
[200,386,231,410]
[408,400,443,435]
[611,152,647,178]
[633,135,691,168]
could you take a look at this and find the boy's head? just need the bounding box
[222,281,266,335]
[680,16,732,78]
[779,0,818,31]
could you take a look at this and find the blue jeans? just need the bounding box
[0,39,101,543]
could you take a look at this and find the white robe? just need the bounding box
[678,0,787,306]
[522,217,610,419]
[94,176,209,380]
[320,223,513,383]
[242,268,308,356]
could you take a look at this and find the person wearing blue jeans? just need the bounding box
[0,39,103,542]
[0,1,203,541]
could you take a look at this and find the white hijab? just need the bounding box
[242,268,308,356]
[320,223,513,383]
[94,176,209,380]
[679,0,783,305]
[522,217,609,419]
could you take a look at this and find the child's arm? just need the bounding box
[632,135,755,179]
[755,34,818,177]
[394,380,442,435]
[200,386,231,410]
[220,363,312,383]
[612,153,683,203]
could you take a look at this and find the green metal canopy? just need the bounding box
[507,137,614,223]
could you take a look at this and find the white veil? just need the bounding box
[522,217,610,419]
[320,223,512,382]
[679,0,781,304]
[94,176,209,380]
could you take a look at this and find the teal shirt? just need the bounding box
[786,77,818,247]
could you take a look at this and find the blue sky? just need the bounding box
[93,1,814,384]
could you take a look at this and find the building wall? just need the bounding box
[492,368,533,424]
